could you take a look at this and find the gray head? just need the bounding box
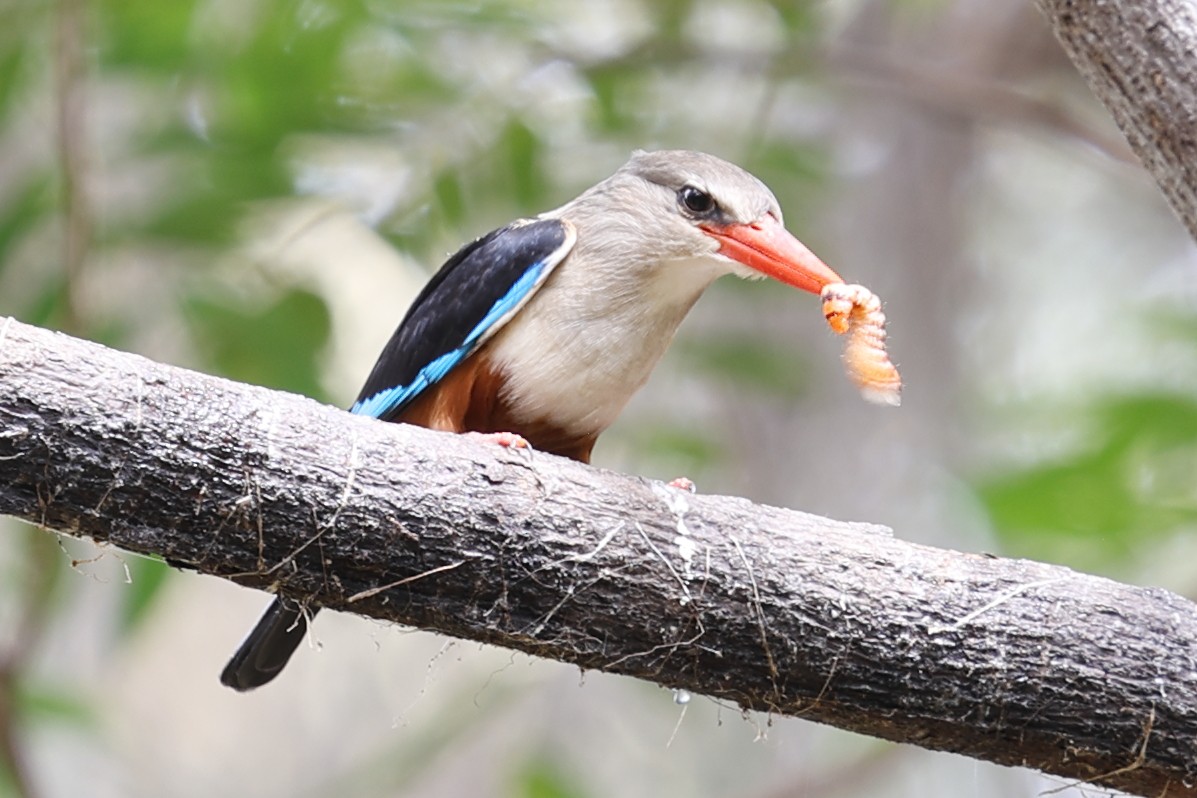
[556,149,841,294]
[621,149,783,229]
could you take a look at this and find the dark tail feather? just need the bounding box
[220,598,316,691]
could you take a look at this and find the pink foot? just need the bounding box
[667,476,696,493]
[467,431,530,451]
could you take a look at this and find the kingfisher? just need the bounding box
[221,149,844,691]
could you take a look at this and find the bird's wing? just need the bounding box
[351,218,577,421]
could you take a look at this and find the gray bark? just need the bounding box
[1035,0,1197,240]
[0,316,1193,797]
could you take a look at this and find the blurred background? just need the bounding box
[0,0,1194,796]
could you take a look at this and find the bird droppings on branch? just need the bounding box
[652,480,700,582]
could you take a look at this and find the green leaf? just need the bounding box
[581,63,638,134]
[510,760,590,798]
[433,169,466,228]
[15,683,96,729]
[119,556,172,636]
[637,424,725,472]
[98,0,200,69]
[183,286,332,398]
[676,334,811,398]
[0,41,31,124]
[977,394,1197,571]
[773,2,819,34]
[502,120,544,209]
[0,177,54,275]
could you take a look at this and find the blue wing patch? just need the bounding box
[350,263,548,418]
[350,218,575,421]
[350,349,462,419]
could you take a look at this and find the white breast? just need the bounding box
[487,255,730,437]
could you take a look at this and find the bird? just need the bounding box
[220,149,843,691]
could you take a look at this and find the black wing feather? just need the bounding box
[351,218,571,420]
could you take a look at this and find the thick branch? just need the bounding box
[0,317,1193,797]
[1035,0,1197,240]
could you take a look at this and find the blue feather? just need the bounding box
[350,260,547,419]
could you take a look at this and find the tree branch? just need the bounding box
[1034,0,1197,241]
[0,317,1193,796]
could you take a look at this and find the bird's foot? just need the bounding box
[467,431,531,452]
[667,476,697,493]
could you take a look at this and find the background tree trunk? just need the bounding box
[1035,0,1197,240]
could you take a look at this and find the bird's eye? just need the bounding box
[678,186,716,215]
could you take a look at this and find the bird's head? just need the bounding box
[583,149,843,296]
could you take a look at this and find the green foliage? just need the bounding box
[636,424,726,473]
[14,682,97,729]
[503,120,547,209]
[118,556,173,636]
[0,179,54,275]
[0,46,30,127]
[677,333,812,398]
[184,286,332,398]
[511,759,591,798]
[979,394,1197,572]
[98,0,199,69]
[0,759,17,797]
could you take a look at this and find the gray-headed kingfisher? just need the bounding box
[221,149,844,690]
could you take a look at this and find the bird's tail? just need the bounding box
[220,597,315,691]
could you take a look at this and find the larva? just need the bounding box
[821,283,901,407]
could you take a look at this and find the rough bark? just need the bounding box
[0,317,1193,796]
[1034,0,1197,241]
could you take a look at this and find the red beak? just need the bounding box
[702,216,842,294]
